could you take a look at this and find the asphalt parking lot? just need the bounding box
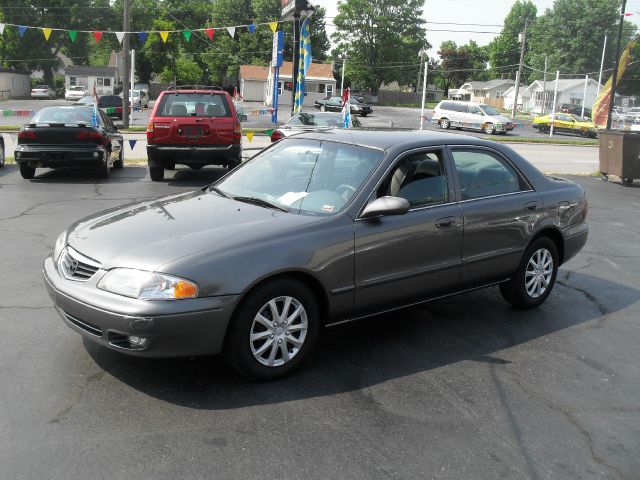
[0,160,638,479]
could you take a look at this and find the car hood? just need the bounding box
[66,190,322,271]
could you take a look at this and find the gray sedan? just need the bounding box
[44,130,589,380]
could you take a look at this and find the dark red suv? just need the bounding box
[146,87,242,181]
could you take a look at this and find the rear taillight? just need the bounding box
[233,122,242,144]
[76,130,104,141]
[146,122,154,143]
[18,130,37,140]
[271,130,284,142]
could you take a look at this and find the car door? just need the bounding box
[353,147,464,316]
[448,146,543,288]
[329,97,342,111]
[98,110,123,161]
[467,105,484,131]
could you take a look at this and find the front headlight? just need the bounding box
[97,268,198,300]
[53,231,67,262]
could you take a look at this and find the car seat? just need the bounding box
[170,104,188,116]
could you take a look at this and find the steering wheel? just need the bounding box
[335,184,357,201]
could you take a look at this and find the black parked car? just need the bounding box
[15,105,124,179]
[314,96,373,116]
[78,95,124,120]
[44,130,588,380]
[560,104,592,119]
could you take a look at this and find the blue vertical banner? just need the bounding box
[293,17,312,114]
[271,30,284,125]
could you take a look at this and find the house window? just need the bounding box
[70,77,77,86]
[96,78,104,86]
[103,78,111,87]
[326,84,333,97]
[318,83,326,94]
[278,82,283,95]
[496,91,504,98]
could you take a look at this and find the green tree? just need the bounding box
[332,0,428,93]
[488,0,537,79]
[436,41,475,96]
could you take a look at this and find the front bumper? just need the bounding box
[43,256,240,357]
[15,146,107,169]
[147,143,242,165]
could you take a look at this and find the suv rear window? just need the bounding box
[156,93,231,117]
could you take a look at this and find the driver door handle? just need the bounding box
[435,216,455,229]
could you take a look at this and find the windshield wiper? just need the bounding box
[232,196,289,213]
[209,186,232,199]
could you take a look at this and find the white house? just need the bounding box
[0,69,31,99]
[65,65,119,96]
[240,62,336,106]
[502,84,530,111]
[454,79,517,106]
[525,78,602,114]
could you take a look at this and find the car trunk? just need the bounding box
[19,124,105,147]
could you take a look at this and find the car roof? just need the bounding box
[161,89,227,95]
[289,128,497,150]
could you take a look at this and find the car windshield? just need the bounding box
[570,114,583,121]
[479,105,499,116]
[287,113,343,127]
[35,85,49,89]
[214,139,382,216]
[30,106,94,124]
[156,92,231,117]
[69,86,84,91]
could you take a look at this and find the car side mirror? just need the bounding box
[361,196,410,219]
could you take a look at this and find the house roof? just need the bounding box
[460,79,516,90]
[526,78,602,92]
[502,85,529,96]
[240,62,334,81]
[65,65,118,77]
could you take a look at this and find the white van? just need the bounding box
[432,100,514,134]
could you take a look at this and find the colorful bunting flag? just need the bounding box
[137,31,147,43]
[128,140,137,150]
[92,31,103,43]
[206,28,214,40]
[269,21,278,33]
[183,29,191,42]
[226,26,235,38]
[265,129,273,136]
[0,23,5,35]
[248,23,256,33]
[294,18,312,114]
[246,131,254,142]
[69,30,78,42]
[160,31,169,43]
[114,31,124,43]
[18,26,27,37]
[42,27,52,41]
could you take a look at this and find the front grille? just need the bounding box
[58,308,103,337]
[58,247,101,282]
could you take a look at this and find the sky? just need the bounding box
[313,0,640,57]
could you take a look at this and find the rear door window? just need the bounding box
[156,93,231,117]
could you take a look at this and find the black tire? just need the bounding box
[19,163,35,179]
[149,165,164,182]
[224,279,320,381]
[228,158,241,170]
[0,141,5,168]
[96,153,111,179]
[484,123,496,135]
[440,118,450,129]
[622,178,634,187]
[113,146,124,169]
[500,236,559,309]
[361,113,368,117]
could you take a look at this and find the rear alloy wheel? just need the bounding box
[224,279,319,380]
[440,118,450,129]
[113,146,124,169]
[500,236,558,309]
[484,123,496,135]
[19,163,35,179]
[149,165,164,182]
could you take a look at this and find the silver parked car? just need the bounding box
[270,111,362,141]
[65,85,88,101]
[31,85,56,100]
[44,130,588,380]
[433,100,514,134]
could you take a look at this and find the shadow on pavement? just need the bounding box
[86,270,639,410]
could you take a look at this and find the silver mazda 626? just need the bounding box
[44,130,589,380]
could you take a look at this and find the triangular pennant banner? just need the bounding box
[182,30,191,42]
[246,131,254,142]
[0,23,6,35]
[137,31,147,43]
[114,31,124,43]
[128,139,137,150]
[69,30,78,42]
[92,31,103,43]
[206,28,214,40]
[42,27,52,41]
[248,23,256,34]
[226,27,235,38]
[269,21,278,33]
[265,129,274,136]
[18,26,27,37]
[160,31,169,43]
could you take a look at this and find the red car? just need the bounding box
[146,87,242,181]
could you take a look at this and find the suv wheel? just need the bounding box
[19,163,36,179]
[149,165,164,181]
[440,118,450,129]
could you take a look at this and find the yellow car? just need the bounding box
[532,113,597,138]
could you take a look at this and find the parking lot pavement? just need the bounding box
[0,162,638,479]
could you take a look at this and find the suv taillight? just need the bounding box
[146,122,154,144]
[233,121,242,144]
[271,130,284,142]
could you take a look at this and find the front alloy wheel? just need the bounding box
[440,118,450,129]
[484,123,496,135]
[225,279,319,380]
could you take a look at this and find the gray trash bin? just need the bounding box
[598,130,640,187]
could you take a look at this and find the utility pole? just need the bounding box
[512,19,528,119]
[340,55,347,95]
[419,60,429,130]
[550,70,559,137]
[597,33,608,97]
[122,0,130,128]
[416,48,424,94]
[581,75,588,118]
[542,56,547,114]
[606,0,627,129]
